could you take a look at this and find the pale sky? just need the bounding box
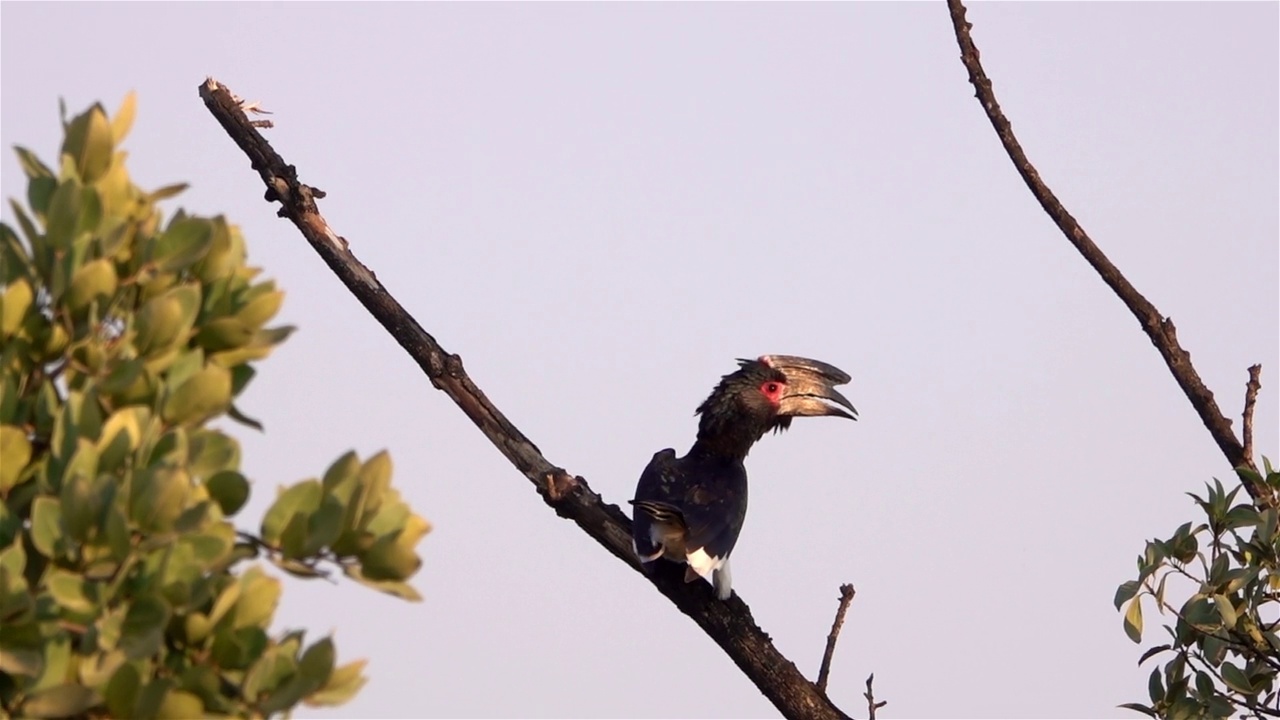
[2,2,1277,718]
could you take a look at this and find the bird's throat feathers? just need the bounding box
[694,363,789,458]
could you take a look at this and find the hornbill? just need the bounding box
[630,355,856,600]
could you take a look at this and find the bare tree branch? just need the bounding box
[1244,365,1263,465]
[943,0,1268,504]
[817,584,856,694]
[198,78,849,720]
[864,674,886,720]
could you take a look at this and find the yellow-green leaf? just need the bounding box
[162,364,232,425]
[196,317,254,351]
[20,683,101,718]
[1,277,33,339]
[1124,597,1144,643]
[235,289,284,330]
[156,689,204,719]
[0,425,32,492]
[63,257,118,313]
[111,91,137,144]
[62,105,114,183]
[152,217,212,273]
[306,659,368,707]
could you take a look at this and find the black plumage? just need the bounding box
[630,355,856,599]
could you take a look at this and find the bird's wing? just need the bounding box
[631,449,679,560]
[675,470,747,580]
[632,451,747,582]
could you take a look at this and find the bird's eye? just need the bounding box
[761,381,781,397]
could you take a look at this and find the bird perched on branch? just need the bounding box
[630,355,856,600]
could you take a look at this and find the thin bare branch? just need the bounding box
[1244,365,1263,465]
[864,674,886,720]
[198,77,849,720]
[943,0,1268,504]
[817,584,856,694]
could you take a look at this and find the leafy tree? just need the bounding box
[1117,462,1280,719]
[0,95,427,718]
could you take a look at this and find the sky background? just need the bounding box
[2,2,1277,718]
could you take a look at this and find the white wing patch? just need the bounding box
[687,547,734,599]
[637,538,734,601]
[686,550,732,600]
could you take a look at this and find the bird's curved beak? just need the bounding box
[761,355,858,420]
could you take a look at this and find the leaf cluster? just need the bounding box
[1117,461,1280,719]
[0,96,427,718]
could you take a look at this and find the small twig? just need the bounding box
[1243,365,1262,465]
[817,584,856,693]
[864,674,886,720]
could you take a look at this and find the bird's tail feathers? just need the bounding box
[628,500,686,527]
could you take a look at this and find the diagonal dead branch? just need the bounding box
[817,584,856,694]
[943,1,1268,504]
[198,77,849,720]
[1244,365,1263,465]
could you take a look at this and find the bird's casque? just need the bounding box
[630,355,856,599]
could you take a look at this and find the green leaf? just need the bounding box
[343,566,423,602]
[13,145,55,180]
[235,289,284,330]
[111,91,137,143]
[306,658,368,707]
[79,648,126,688]
[322,451,361,492]
[1147,667,1164,704]
[156,689,204,719]
[0,425,32,492]
[63,257,118,313]
[1124,597,1144,644]
[195,316,255,351]
[105,662,141,718]
[1194,670,1214,697]
[304,495,345,556]
[262,480,322,549]
[233,568,281,630]
[162,364,232,425]
[1221,661,1255,694]
[59,445,100,541]
[148,182,189,202]
[1206,695,1235,717]
[298,636,336,687]
[1166,698,1200,720]
[20,683,101,718]
[62,104,114,183]
[1137,644,1170,666]
[189,430,240,480]
[207,581,241,626]
[1213,593,1238,629]
[225,402,265,431]
[119,594,172,659]
[358,532,421,582]
[1117,702,1157,718]
[0,646,43,679]
[134,283,201,357]
[30,497,64,559]
[206,470,250,516]
[152,217,213,273]
[45,568,96,615]
[1,277,33,340]
[1,221,35,285]
[1115,580,1140,611]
